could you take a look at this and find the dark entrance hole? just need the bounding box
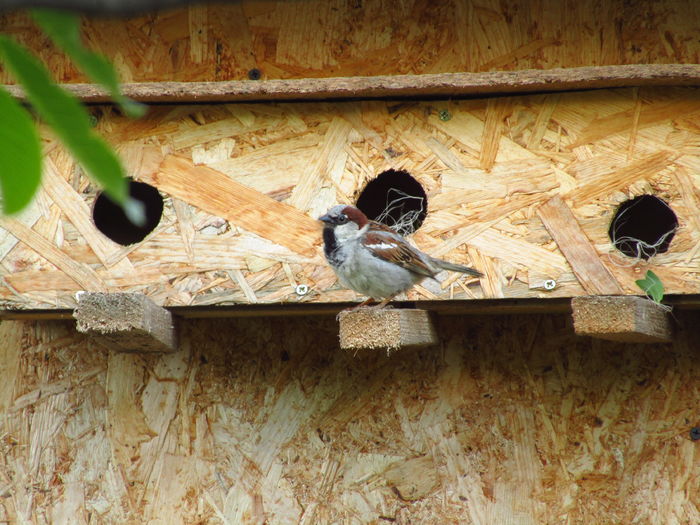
[93,180,164,246]
[608,194,678,259]
[355,169,427,235]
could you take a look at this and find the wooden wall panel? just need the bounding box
[0,314,698,523]
[1,86,699,310]
[2,0,700,83]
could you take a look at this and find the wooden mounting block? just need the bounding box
[571,295,672,344]
[74,292,178,353]
[337,308,438,355]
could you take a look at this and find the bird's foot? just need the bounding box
[336,299,373,320]
[365,295,397,311]
[350,298,376,310]
[366,301,393,310]
[336,298,392,320]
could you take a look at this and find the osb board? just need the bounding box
[2,0,700,83]
[2,86,700,310]
[0,314,698,523]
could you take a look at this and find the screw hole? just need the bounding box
[93,179,164,246]
[355,169,427,236]
[608,195,678,260]
[248,68,262,80]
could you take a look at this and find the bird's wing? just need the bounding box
[362,222,435,277]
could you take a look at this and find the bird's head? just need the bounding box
[318,205,369,242]
[318,205,369,227]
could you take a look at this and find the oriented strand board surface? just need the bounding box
[0,314,697,523]
[2,1,700,83]
[1,87,699,310]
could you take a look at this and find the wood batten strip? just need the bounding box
[537,196,624,296]
[5,64,700,103]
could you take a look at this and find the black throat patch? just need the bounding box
[323,227,342,265]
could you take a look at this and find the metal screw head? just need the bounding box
[690,427,700,441]
[295,284,309,296]
[543,279,557,291]
[438,109,452,121]
[248,68,262,80]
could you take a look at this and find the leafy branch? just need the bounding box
[0,9,144,222]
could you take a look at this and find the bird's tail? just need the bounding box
[430,257,483,278]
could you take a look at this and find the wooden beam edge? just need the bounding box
[5,64,700,103]
[3,295,700,321]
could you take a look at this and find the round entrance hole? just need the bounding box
[608,194,678,259]
[93,180,164,246]
[355,169,427,235]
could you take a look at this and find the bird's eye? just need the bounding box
[338,214,348,223]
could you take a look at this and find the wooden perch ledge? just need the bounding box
[5,64,700,103]
[571,296,673,344]
[337,308,438,355]
[74,292,178,353]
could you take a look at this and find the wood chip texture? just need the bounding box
[0,314,698,523]
[0,87,697,310]
[3,1,700,83]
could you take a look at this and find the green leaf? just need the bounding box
[32,9,146,119]
[0,87,42,214]
[0,35,128,206]
[635,270,664,303]
[123,197,146,227]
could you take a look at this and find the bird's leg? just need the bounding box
[368,294,397,310]
[337,298,376,320]
[338,296,396,321]
[349,297,376,310]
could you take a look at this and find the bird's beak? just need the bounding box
[318,214,332,224]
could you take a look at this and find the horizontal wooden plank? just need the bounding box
[3,295,700,321]
[1,88,698,311]
[5,65,700,103]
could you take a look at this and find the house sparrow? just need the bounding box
[319,205,483,308]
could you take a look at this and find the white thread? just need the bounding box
[375,187,425,236]
[607,196,677,267]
